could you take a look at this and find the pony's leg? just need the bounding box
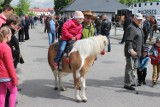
[83,75,87,90]
[58,72,66,91]
[53,70,59,90]
[74,70,82,102]
[75,77,81,102]
[80,77,87,102]
[73,71,76,88]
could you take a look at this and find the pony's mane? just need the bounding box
[69,35,108,58]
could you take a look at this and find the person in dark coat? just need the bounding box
[124,13,144,91]
[143,16,150,44]
[57,16,64,39]
[119,14,132,44]
[101,14,111,52]
[18,15,25,42]
[24,15,30,40]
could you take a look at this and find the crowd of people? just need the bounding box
[45,11,160,92]
[1,4,160,107]
[119,12,160,91]
[41,10,112,69]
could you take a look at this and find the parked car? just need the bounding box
[155,15,160,31]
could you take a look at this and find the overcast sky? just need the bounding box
[11,0,54,8]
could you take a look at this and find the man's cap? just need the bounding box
[134,13,143,20]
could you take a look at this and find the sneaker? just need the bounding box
[53,62,58,69]
[124,85,135,91]
[152,81,156,87]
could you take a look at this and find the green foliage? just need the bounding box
[0,0,12,12]
[28,12,35,16]
[16,0,30,16]
[119,0,160,5]
[54,0,72,15]
[2,0,12,5]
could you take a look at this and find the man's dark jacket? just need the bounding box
[124,21,144,57]
[101,19,111,36]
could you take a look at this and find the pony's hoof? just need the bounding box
[75,99,82,103]
[54,87,58,90]
[82,99,87,102]
[75,97,82,102]
[76,99,81,103]
[60,87,66,91]
[81,97,87,102]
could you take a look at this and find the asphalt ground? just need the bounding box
[16,23,160,107]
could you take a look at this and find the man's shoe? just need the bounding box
[137,83,141,86]
[124,85,135,91]
[119,42,123,44]
[143,81,146,85]
[53,62,58,69]
[152,81,156,87]
[131,84,136,87]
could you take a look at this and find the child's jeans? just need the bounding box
[152,64,160,82]
[0,81,17,107]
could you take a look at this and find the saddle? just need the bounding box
[54,39,75,54]
[54,39,75,70]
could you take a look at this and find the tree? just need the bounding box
[119,0,160,6]
[0,0,12,12]
[2,0,12,6]
[15,0,30,16]
[54,0,72,15]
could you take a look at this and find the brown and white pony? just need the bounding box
[48,35,108,102]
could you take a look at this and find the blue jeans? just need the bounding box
[48,32,56,45]
[105,33,111,52]
[54,40,67,62]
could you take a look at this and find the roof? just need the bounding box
[29,8,54,12]
[61,0,128,13]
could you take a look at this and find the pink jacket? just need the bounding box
[0,14,6,27]
[0,43,18,86]
[61,19,82,41]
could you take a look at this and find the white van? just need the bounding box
[155,15,160,31]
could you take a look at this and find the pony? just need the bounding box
[48,35,108,102]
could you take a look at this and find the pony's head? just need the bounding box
[91,35,108,55]
[69,35,108,59]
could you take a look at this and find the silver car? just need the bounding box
[155,15,160,31]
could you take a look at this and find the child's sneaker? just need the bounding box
[152,81,156,87]
[53,62,58,69]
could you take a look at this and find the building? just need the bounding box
[29,8,54,16]
[130,1,160,16]
[60,0,128,20]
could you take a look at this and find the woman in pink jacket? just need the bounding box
[0,26,18,107]
[53,11,84,69]
[0,5,14,27]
